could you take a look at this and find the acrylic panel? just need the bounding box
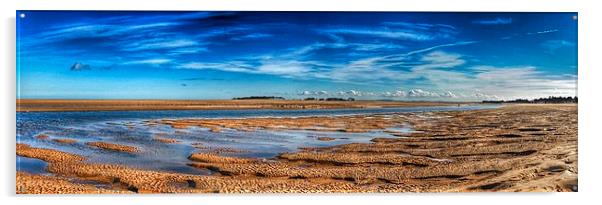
[16,11,578,193]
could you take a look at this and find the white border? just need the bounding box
[2,1,600,205]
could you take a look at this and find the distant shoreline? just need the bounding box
[16,99,470,112]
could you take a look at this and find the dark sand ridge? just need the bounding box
[16,104,577,193]
[52,138,78,144]
[17,99,459,112]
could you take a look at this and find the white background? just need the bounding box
[1,0,600,205]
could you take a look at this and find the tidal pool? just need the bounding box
[17,156,49,174]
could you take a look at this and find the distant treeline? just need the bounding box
[232,96,357,101]
[303,97,355,101]
[232,96,286,100]
[483,96,578,104]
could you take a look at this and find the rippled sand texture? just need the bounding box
[16,104,577,193]
[85,142,140,153]
[155,114,412,133]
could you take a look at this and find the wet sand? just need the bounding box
[154,114,408,133]
[16,104,577,193]
[52,138,78,144]
[17,99,459,112]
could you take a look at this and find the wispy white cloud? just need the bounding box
[473,66,539,80]
[317,27,434,41]
[414,51,465,70]
[123,58,172,65]
[472,17,513,25]
[527,29,559,35]
[176,60,318,78]
[321,48,472,83]
[167,47,210,55]
[125,22,181,30]
[536,29,559,34]
[123,39,200,51]
[408,41,478,56]
[38,22,182,42]
[541,40,575,53]
[175,62,255,73]
[382,21,456,30]
[381,21,457,39]
[231,33,273,41]
[26,12,240,57]
[256,60,312,76]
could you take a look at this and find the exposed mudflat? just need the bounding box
[17,99,458,112]
[16,104,577,193]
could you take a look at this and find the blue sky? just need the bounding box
[16,11,577,101]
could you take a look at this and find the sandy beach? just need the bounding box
[16,103,577,193]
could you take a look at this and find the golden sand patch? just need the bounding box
[52,138,78,144]
[188,153,254,164]
[17,143,84,163]
[17,172,128,194]
[86,142,139,153]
